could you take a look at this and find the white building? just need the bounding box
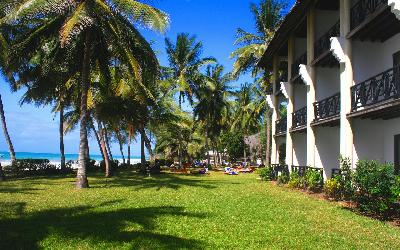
[259,0,400,179]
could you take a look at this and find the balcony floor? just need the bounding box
[311,115,340,127]
[348,98,400,120]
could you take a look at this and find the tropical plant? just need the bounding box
[2,0,169,188]
[230,0,285,166]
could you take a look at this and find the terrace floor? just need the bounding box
[1,171,400,249]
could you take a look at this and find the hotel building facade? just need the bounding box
[258,0,400,179]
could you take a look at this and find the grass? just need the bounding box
[1,171,400,249]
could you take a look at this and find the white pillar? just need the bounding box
[339,0,354,167]
[286,36,295,167]
[306,8,316,168]
[271,55,279,165]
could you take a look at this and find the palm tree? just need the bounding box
[165,33,215,166]
[0,29,16,164]
[194,64,231,166]
[230,0,285,166]
[3,0,169,188]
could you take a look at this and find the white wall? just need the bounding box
[315,10,339,39]
[316,67,340,101]
[352,33,400,84]
[293,133,307,166]
[294,84,307,110]
[294,38,307,59]
[353,117,400,167]
[315,126,340,179]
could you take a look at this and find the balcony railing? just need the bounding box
[275,69,288,92]
[314,21,340,60]
[275,117,287,134]
[350,0,388,30]
[314,93,340,121]
[351,66,400,112]
[271,164,289,179]
[292,107,307,128]
[291,53,307,79]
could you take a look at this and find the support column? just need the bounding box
[340,0,354,167]
[271,55,279,165]
[306,8,316,167]
[286,36,295,167]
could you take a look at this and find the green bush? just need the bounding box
[305,169,323,192]
[277,173,289,185]
[338,156,354,200]
[258,167,274,181]
[288,171,305,189]
[353,160,399,215]
[324,176,342,200]
[3,159,73,177]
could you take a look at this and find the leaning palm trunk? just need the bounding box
[59,104,66,172]
[265,109,271,167]
[141,128,155,163]
[76,31,91,188]
[104,127,113,161]
[99,124,111,178]
[0,162,4,181]
[90,121,106,162]
[140,128,146,173]
[115,131,125,164]
[0,93,16,163]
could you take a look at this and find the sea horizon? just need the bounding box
[0,151,141,162]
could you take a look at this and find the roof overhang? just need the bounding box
[257,0,313,70]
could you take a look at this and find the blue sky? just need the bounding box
[0,0,295,156]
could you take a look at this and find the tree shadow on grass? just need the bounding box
[91,172,224,191]
[0,201,208,249]
[0,186,44,194]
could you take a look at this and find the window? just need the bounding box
[395,134,400,174]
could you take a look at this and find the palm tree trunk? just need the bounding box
[90,120,106,162]
[0,162,4,181]
[265,109,271,167]
[59,103,66,173]
[141,128,155,162]
[243,135,247,165]
[99,123,111,178]
[115,130,125,164]
[0,93,16,163]
[127,124,133,165]
[140,128,146,173]
[178,97,183,167]
[76,31,91,188]
[205,130,210,166]
[104,127,113,161]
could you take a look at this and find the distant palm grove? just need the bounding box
[0,0,285,188]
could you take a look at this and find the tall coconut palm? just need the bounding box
[230,0,285,166]
[0,29,16,164]
[165,33,215,166]
[194,64,231,166]
[2,0,169,188]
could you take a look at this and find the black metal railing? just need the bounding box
[275,70,288,92]
[292,107,307,128]
[291,165,307,177]
[331,168,341,178]
[292,166,324,180]
[314,21,340,60]
[291,53,307,79]
[275,117,287,134]
[350,0,388,30]
[271,164,290,179]
[314,92,340,121]
[351,66,400,111]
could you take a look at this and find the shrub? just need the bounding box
[339,156,354,200]
[353,160,399,215]
[3,159,73,177]
[277,173,289,185]
[258,167,274,181]
[288,171,304,189]
[305,169,323,192]
[324,176,342,200]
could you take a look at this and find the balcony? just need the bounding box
[291,53,307,82]
[312,93,340,127]
[312,21,340,67]
[275,69,288,95]
[275,117,287,136]
[291,107,307,132]
[348,0,400,41]
[349,66,400,119]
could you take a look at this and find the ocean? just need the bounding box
[0,151,140,162]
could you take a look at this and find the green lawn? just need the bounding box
[1,171,400,249]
